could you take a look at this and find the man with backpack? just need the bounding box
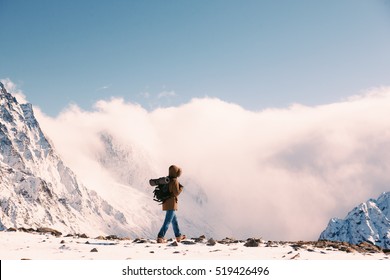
[157,165,186,243]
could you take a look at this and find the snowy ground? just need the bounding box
[0,231,389,260]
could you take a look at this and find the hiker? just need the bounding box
[157,165,186,243]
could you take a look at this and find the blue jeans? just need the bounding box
[158,210,182,238]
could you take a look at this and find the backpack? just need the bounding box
[149,177,172,203]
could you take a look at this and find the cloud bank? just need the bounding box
[33,87,390,240]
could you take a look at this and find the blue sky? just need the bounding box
[1,0,390,116]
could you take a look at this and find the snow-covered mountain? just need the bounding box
[0,82,129,235]
[319,192,390,249]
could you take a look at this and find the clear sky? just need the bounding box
[1,0,390,116]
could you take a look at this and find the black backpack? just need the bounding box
[149,177,172,203]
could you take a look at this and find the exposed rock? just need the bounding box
[18,227,35,233]
[95,236,106,240]
[133,238,147,244]
[102,235,130,241]
[192,235,206,243]
[286,240,387,254]
[290,253,300,260]
[244,238,260,247]
[207,238,216,246]
[90,248,98,252]
[265,241,278,247]
[209,249,222,253]
[218,237,238,244]
[181,240,196,245]
[357,242,382,253]
[105,235,118,240]
[37,227,62,237]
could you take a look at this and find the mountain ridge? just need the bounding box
[0,81,129,236]
[319,191,390,249]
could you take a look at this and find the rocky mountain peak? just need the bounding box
[319,192,390,249]
[0,82,5,93]
[0,82,18,105]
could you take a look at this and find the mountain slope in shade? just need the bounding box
[0,81,129,235]
[319,192,390,249]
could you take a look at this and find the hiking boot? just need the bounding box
[157,237,167,243]
[176,235,186,242]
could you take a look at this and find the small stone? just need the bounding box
[383,249,390,255]
[95,236,106,240]
[182,240,196,245]
[90,248,98,252]
[244,238,260,247]
[209,249,222,253]
[192,235,207,243]
[207,238,216,246]
[290,253,300,260]
[106,235,118,240]
[60,240,65,244]
[133,238,147,244]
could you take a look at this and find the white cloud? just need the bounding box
[34,87,390,241]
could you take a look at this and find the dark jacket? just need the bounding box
[162,165,183,211]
